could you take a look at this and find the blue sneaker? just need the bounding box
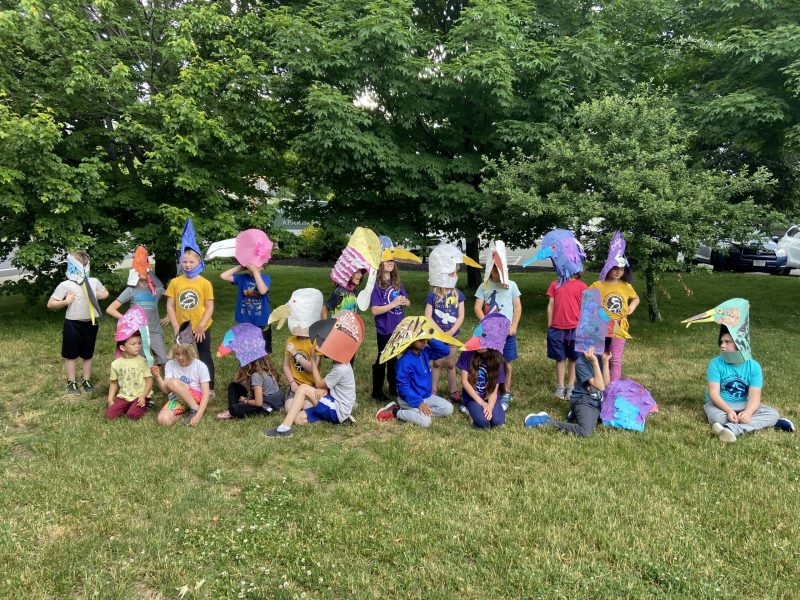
[524,411,551,428]
[775,417,795,433]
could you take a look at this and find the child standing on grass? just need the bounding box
[47,251,109,395]
[370,237,416,402]
[106,246,168,365]
[474,240,521,410]
[590,231,639,381]
[682,298,794,443]
[425,243,476,403]
[216,323,284,420]
[374,316,461,427]
[458,313,509,429]
[151,342,210,426]
[165,220,215,391]
[322,227,383,319]
[264,311,364,437]
[106,332,153,420]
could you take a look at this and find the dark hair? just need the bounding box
[718,325,735,348]
[467,349,503,399]
[117,331,142,352]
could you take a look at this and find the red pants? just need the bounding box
[106,396,149,420]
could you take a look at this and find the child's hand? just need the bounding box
[737,410,753,424]
[420,402,432,416]
[482,402,492,420]
[189,413,201,427]
[286,342,297,355]
[314,388,327,401]
[64,292,75,305]
[137,396,146,408]
[160,316,170,326]
[584,347,599,362]
[150,365,161,378]
[239,396,249,404]
[602,352,612,364]
[194,328,206,343]
[290,381,299,392]
[726,409,739,424]
[246,264,261,273]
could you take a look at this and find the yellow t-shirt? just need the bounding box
[285,335,316,386]
[110,356,152,401]
[590,280,638,337]
[165,275,214,332]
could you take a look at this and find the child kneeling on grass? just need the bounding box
[151,342,210,427]
[375,316,462,427]
[106,332,153,420]
[264,311,364,438]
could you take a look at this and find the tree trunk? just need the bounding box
[645,269,662,322]
[154,253,177,284]
[466,235,482,290]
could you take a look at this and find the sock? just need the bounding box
[277,424,291,433]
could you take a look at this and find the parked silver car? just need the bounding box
[776,224,800,271]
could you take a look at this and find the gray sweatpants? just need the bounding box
[397,395,453,428]
[704,401,778,436]
[551,398,600,438]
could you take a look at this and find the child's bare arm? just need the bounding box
[107,381,119,407]
[473,298,485,321]
[166,297,178,333]
[546,297,554,328]
[220,265,242,283]
[106,299,124,320]
[510,296,522,335]
[47,292,74,310]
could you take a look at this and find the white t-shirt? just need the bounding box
[50,278,107,321]
[165,358,210,391]
[325,362,356,421]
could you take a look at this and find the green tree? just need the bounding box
[0,0,284,291]
[483,93,777,321]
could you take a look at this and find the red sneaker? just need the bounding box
[375,402,398,421]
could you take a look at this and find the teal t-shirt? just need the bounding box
[705,355,763,405]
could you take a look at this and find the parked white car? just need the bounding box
[777,224,800,270]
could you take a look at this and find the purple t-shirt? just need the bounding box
[457,350,506,401]
[370,282,407,336]
[425,289,465,337]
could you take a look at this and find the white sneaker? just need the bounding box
[712,422,736,443]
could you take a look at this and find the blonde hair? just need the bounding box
[170,342,198,362]
[182,248,202,260]
[431,286,457,303]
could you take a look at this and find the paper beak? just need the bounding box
[463,336,481,351]
[127,269,139,286]
[267,303,290,330]
[681,310,716,327]
[216,345,233,358]
[463,256,481,269]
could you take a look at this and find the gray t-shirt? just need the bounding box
[251,371,280,399]
[116,282,165,334]
[50,278,107,321]
[325,362,356,421]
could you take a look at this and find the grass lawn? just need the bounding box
[0,266,798,599]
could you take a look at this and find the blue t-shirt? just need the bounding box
[396,339,451,407]
[370,282,407,336]
[456,350,506,401]
[426,289,465,337]
[705,355,763,405]
[233,273,271,327]
[571,354,603,406]
[475,280,521,321]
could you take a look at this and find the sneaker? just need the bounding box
[209,390,216,399]
[343,415,356,425]
[500,392,512,412]
[566,410,575,423]
[216,410,233,420]
[711,422,736,443]
[376,402,398,422]
[459,404,469,415]
[66,381,81,395]
[449,390,463,403]
[524,411,551,428]
[183,408,198,426]
[775,417,795,433]
[81,379,95,393]
[554,385,565,400]
[263,427,293,438]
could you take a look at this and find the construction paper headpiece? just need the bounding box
[237,229,273,268]
[575,288,612,354]
[379,315,463,364]
[127,245,157,293]
[309,311,365,364]
[330,227,382,292]
[600,378,658,432]
[217,323,267,367]
[682,298,751,363]
[66,253,103,324]
[463,313,510,352]
[483,240,509,289]
[524,229,585,287]
[115,306,154,365]
[380,236,422,264]
[428,243,481,288]
[268,288,325,337]
[599,231,632,282]
[66,253,89,284]
[178,219,205,279]
[176,321,195,346]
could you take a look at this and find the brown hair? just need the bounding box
[116,331,141,353]
[234,355,282,389]
[72,251,90,266]
[377,261,402,290]
[467,349,503,399]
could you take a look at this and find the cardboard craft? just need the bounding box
[575,288,611,353]
[428,243,481,288]
[268,288,325,337]
[682,297,751,363]
[217,323,268,367]
[463,313,510,352]
[309,311,365,364]
[379,315,463,364]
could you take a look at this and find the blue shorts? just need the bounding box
[546,327,580,361]
[502,334,518,362]
[305,395,342,424]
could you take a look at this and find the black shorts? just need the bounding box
[61,319,99,360]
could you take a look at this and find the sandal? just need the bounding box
[216,410,233,420]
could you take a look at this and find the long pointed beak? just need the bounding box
[681,309,716,328]
[463,256,481,269]
[463,336,481,351]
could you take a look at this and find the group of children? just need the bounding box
[47,223,794,443]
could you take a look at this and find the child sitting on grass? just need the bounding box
[151,342,210,427]
[106,332,153,420]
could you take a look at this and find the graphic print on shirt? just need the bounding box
[475,365,488,399]
[721,375,749,400]
[433,292,459,328]
[293,351,309,373]
[241,281,265,318]
[604,293,624,316]
[335,292,357,315]
[178,289,199,310]
[484,290,503,316]
[387,288,403,315]
[132,290,157,311]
